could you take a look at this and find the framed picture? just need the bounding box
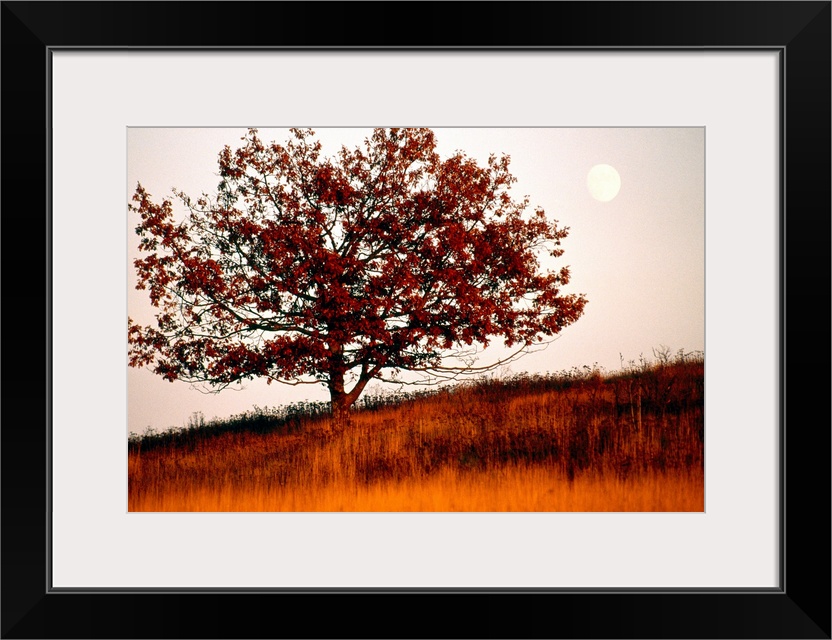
[3,2,829,638]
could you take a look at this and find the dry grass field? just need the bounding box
[129,351,704,512]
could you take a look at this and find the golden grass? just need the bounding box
[130,466,703,512]
[129,358,704,512]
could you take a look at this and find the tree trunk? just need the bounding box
[328,362,354,432]
[330,391,352,432]
[327,360,373,433]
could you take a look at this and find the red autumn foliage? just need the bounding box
[128,128,587,427]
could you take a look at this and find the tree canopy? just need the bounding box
[128,128,587,427]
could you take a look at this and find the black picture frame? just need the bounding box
[2,2,829,638]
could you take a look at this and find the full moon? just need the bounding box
[587,164,621,202]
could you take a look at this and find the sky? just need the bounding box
[127,127,704,433]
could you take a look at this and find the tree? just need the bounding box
[128,128,587,429]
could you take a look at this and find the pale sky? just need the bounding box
[127,127,704,433]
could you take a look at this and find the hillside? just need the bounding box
[129,352,704,511]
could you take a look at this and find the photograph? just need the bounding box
[127,126,705,512]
